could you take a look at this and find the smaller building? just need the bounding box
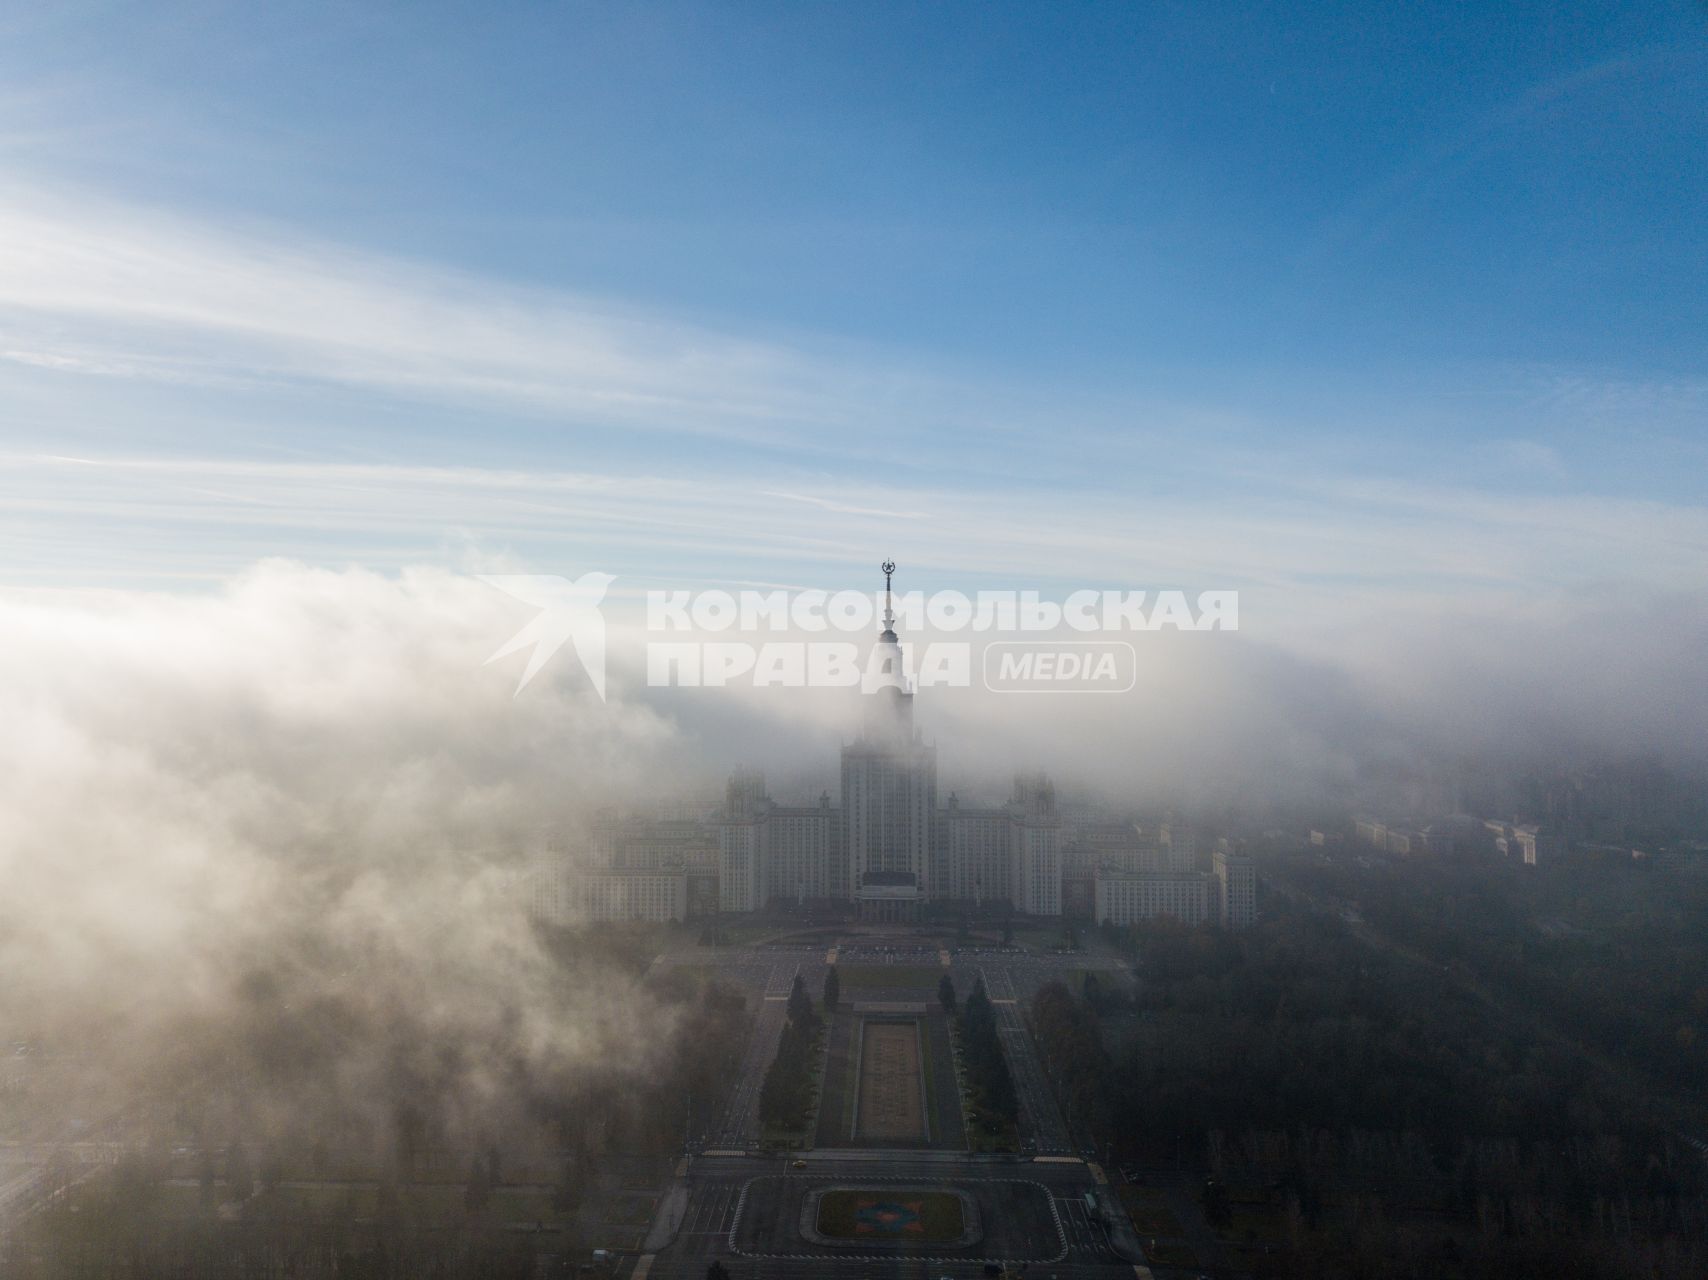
[1353,817,1388,849]
[1092,870,1211,927]
[1160,820,1198,873]
[1213,848,1256,929]
[1513,824,1543,866]
[1417,825,1457,855]
[533,866,689,924]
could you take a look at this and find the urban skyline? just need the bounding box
[2,6,1705,1279]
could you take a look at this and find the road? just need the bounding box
[713,996,791,1149]
[992,1000,1075,1156]
[692,952,829,1149]
[639,937,1144,1275]
[643,1151,1136,1280]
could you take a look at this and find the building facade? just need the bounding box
[1093,870,1212,927]
[717,772,844,912]
[533,866,688,924]
[841,568,936,920]
[1213,848,1257,929]
[528,567,1256,930]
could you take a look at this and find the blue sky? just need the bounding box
[1,1,1706,627]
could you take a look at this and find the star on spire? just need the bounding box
[880,559,897,640]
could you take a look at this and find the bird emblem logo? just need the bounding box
[480,572,615,699]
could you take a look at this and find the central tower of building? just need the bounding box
[841,560,937,921]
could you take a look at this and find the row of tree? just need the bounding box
[757,975,821,1129]
[1283,850,1708,1105]
[957,976,1016,1121]
[1030,979,1110,1140]
[1036,907,1708,1279]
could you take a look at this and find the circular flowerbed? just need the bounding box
[803,1186,981,1249]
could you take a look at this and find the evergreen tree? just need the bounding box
[1082,970,1103,1013]
[787,973,816,1028]
[761,972,823,1126]
[956,974,1016,1123]
[823,964,840,1011]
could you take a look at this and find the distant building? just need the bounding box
[717,774,843,912]
[593,812,717,870]
[1513,824,1544,866]
[1160,820,1198,873]
[533,865,688,924]
[531,813,709,924]
[1093,870,1211,927]
[714,566,1069,920]
[1417,825,1457,855]
[1061,862,1097,918]
[1479,817,1547,865]
[941,793,1010,903]
[1483,817,1514,856]
[1008,774,1062,917]
[579,869,687,922]
[537,565,1265,930]
[1385,828,1416,856]
[1213,848,1256,929]
[718,770,767,913]
[1058,820,1153,917]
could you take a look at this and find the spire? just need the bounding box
[862,558,912,740]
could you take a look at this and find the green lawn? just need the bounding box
[963,1102,1019,1153]
[815,1188,965,1241]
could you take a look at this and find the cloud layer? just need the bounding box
[0,563,684,1154]
[1,557,1703,1153]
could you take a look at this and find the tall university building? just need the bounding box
[532,565,1255,930]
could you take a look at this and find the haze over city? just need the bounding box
[1,4,1705,1280]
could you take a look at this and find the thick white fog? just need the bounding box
[0,564,686,1155]
[1,559,1703,1148]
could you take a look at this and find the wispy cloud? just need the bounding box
[7,452,1708,653]
[2,186,1704,658]
[760,489,929,520]
[0,187,903,443]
